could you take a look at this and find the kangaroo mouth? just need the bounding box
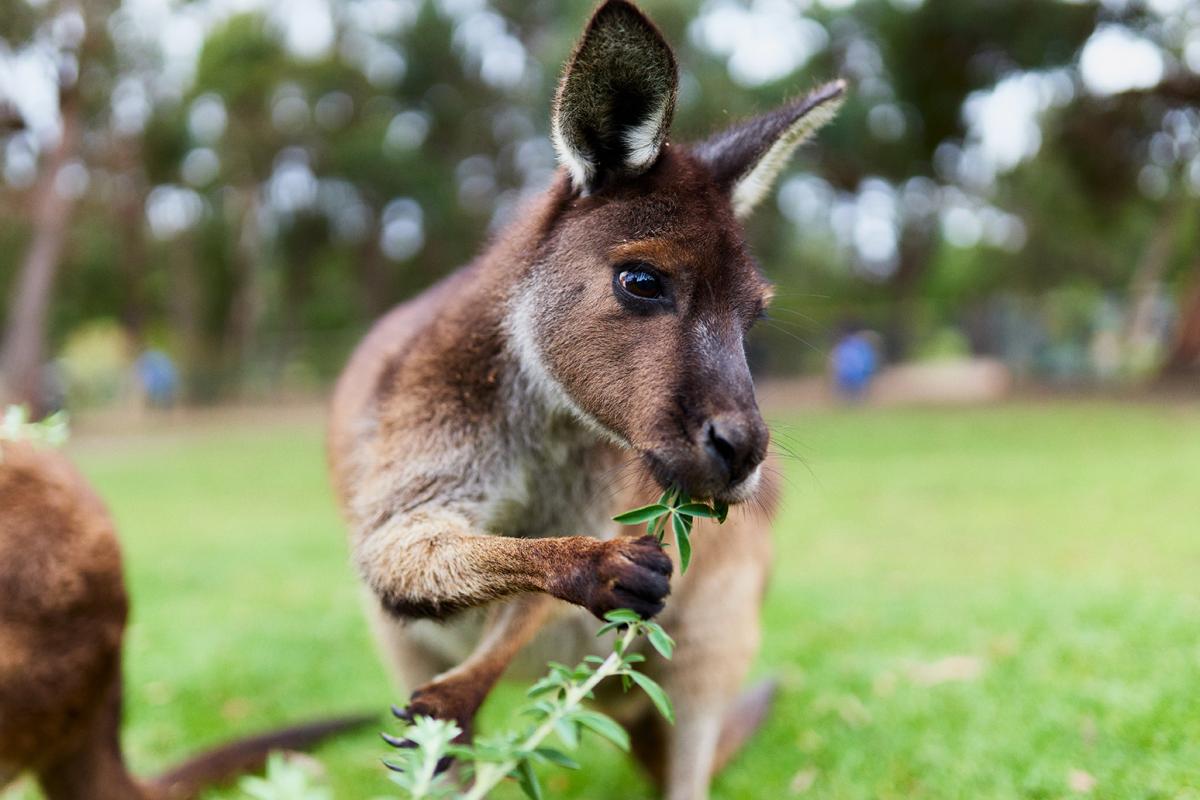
[640,449,763,506]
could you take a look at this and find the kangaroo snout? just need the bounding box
[703,413,768,487]
[646,408,769,503]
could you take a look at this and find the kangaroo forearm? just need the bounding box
[355,514,602,619]
[415,594,557,716]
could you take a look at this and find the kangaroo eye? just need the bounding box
[618,268,663,300]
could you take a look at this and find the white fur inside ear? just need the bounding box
[552,115,595,193]
[731,92,844,219]
[623,95,670,171]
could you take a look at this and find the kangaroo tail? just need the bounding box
[147,713,376,799]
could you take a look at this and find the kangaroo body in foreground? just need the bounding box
[0,441,369,800]
[328,2,844,797]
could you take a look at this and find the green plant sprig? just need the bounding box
[236,752,332,800]
[385,613,675,800]
[384,492,727,799]
[612,488,728,573]
[0,406,70,461]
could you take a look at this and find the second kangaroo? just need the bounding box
[328,2,844,798]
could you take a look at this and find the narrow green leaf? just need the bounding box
[527,677,561,698]
[675,502,719,518]
[630,672,676,724]
[573,710,630,752]
[604,609,642,624]
[534,747,580,770]
[714,500,730,524]
[613,504,670,524]
[516,758,544,800]
[651,515,671,543]
[523,700,556,720]
[673,514,693,573]
[595,621,622,637]
[646,625,675,659]
[554,718,579,750]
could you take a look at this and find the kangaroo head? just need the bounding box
[509,0,845,504]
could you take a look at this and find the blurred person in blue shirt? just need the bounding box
[135,349,179,409]
[831,326,879,402]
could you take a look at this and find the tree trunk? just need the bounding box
[359,227,391,318]
[1122,204,1179,370]
[883,225,934,362]
[166,233,203,400]
[223,187,263,395]
[0,86,82,416]
[113,138,149,348]
[1161,263,1200,379]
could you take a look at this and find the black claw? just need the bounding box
[391,703,413,721]
[381,731,413,748]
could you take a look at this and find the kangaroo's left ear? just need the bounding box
[552,0,678,195]
[693,80,847,220]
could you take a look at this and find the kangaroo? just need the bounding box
[0,440,370,800]
[327,2,844,797]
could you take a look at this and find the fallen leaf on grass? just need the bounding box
[814,692,872,727]
[796,729,824,753]
[789,767,819,794]
[1080,716,1097,747]
[143,680,174,706]
[988,633,1021,658]
[906,655,985,686]
[1068,768,1097,793]
[221,696,253,721]
[873,670,898,697]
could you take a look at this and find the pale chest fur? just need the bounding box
[346,366,627,547]
[478,410,624,542]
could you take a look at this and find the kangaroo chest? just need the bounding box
[480,414,622,541]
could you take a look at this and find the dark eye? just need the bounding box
[617,268,663,300]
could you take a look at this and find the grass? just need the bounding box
[4,401,1200,799]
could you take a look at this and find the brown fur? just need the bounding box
[328,2,842,798]
[0,442,368,799]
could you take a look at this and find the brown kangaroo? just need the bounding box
[0,440,370,800]
[327,2,844,798]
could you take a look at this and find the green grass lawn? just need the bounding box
[5,402,1200,799]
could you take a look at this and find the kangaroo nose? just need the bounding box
[704,415,767,485]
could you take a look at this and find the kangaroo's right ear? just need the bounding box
[552,0,678,195]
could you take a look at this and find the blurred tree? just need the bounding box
[0,0,114,414]
[2,0,1198,401]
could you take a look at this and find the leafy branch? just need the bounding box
[383,491,728,799]
[612,488,727,573]
[0,405,69,460]
[236,753,332,800]
[385,613,674,800]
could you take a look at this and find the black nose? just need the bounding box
[704,415,766,485]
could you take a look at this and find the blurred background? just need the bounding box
[2,0,1199,410]
[2,1,1199,798]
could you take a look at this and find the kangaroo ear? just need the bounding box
[693,80,847,220]
[552,0,678,194]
